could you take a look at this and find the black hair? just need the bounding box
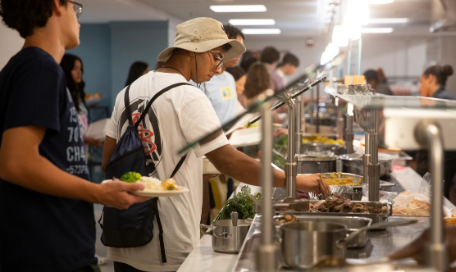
[125,61,149,87]
[278,53,299,68]
[222,43,232,53]
[363,69,379,83]
[260,46,280,64]
[60,54,86,113]
[225,66,245,81]
[0,0,67,38]
[223,24,245,40]
[423,65,454,87]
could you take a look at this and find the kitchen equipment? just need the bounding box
[337,84,348,95]
[280,219,417,269]
[296,155,337,174]
[300,143,346,156]
[201,219,250,253]
[321,172,364,186]
[231,212,238,227]
[275,215,372,248]
[274,200,392,228]
[339,153,394,178]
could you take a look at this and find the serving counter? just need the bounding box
[177,167,455,272]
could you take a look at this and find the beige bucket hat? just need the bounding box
[157,17,246,62]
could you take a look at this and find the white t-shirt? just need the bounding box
[194,71,238,126]
[106,71,229,271]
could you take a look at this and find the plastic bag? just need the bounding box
[392,189,452,217]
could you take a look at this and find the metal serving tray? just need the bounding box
[274,200,390,229]
[275,215,372,248]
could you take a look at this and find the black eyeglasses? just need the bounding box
[208,51,224,70]
[70,1,83,18]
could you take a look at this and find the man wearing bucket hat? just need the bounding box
[103,17,329,272]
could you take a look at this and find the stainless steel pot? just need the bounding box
[296,155,337,174]
[275,215,372,248]
[201,219,250,254]
[339,153,394,177]
[280,219,417,269]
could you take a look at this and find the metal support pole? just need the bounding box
[316,83,320,134]
[295,95,303,155]
[256,101,279,272]
[286,99,297,199]
[345,115,354,154]
[336,98,344,140]
[415,121,448,272]
[365,109,380,202]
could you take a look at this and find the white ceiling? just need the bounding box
[77,0,440,37]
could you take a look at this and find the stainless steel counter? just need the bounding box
[176,167,453,272]
[232,214,430,272]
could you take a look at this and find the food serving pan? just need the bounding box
[320,172,364,187]
[339,153,394,178]
[274,200,391,229]
[275,215,372,248]
[296,155,337,174]
[300,142,346,156]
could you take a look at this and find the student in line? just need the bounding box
[103,17,330,272]
[0,1,149,271]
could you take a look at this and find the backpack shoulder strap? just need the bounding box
[170,154,187,178]
[123,85,133,125]
[134,82,192,128]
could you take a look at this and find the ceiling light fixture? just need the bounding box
[210,5,267,12]
[367,0,394,4]
[361,27,394,33]
[229,19,275,25]
[241,28,281,35]
[369,18,408,24]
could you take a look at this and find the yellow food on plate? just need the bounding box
[137,177,180,191]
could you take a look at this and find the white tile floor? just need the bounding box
[94,204,115,272]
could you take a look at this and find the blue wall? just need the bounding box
[67,21,168,113]
[68,24,112,109]
[110,21,168,107]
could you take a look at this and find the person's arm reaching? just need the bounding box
[0,126,149,209]
[205,144,330,195]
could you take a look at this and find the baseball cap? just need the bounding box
[157,17,245,62]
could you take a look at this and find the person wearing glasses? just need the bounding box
[0,1,149,271]
[191,24,245,125]
[103,17,329,272]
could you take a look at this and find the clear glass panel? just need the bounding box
[328,90,456,110]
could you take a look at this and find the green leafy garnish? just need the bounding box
[216,185,261,220]
[119,172,141,183]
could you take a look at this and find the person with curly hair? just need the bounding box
[0,1,149,271]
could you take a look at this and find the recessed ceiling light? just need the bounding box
[229,19,275,25]
[361,27,394,33]
[367,0,394,4]
[369,18,408,24]
[210,5,267,12]
[241,28,281,35]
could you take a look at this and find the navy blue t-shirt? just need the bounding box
[0,47,97,271]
